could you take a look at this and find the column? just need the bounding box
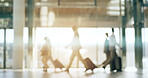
[121,16,126,69]
[3,28,6,68]
[27,0,34,68]
[133,0,143,69]
[119,0,127,69]
[13,0,25,69]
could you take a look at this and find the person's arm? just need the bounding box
[113,37,120,48]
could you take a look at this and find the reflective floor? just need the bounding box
[0,68,147,78]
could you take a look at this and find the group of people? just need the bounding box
[40,26,122,72]
[99,28,122,72]
[40,25,86,72]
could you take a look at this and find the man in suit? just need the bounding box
[102,28,122,72]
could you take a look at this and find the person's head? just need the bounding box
[112,28,114,33]
[111,28,114,35]
[105,33,108,37]
[72,25,78,31]
[44,37,49,42]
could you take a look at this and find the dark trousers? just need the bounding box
[103,50,117,67]
[104,50,120,70]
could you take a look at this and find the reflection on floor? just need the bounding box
[0,68,147,78]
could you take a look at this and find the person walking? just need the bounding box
[40,37,53,72]
[102,28,121,72]
[65,25,87,72]
[98,33,110,67]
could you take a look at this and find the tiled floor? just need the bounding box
[0,68,147,78]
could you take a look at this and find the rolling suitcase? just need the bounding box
[84,57,97,71]
[110,58,116,71]
[115,56,122,72]
[52,59,65,69]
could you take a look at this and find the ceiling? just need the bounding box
[0,0,148,28]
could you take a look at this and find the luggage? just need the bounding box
[52,59,65,69]
[110,58,116,71]
[115,56,122,71]
[84,57,97,71]
[110,56,122,72]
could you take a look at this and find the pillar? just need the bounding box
[27,0,34,68]
[119,0,127,69]
[133,0,143,69]
[121,16,126,69]
[13,0,25,69]
[3,28,6,68]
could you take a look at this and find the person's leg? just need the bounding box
[103,50,116,67]
[49,56,53,63]
[42,56,46,67]
[115,57,122,72]
[42,56,49,72]
[44,56,49,68]
[110,58,116,71]
[102,53,110,65]
[66,51,76,71]
[76,51,88,69]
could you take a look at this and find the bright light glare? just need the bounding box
[126,28,135,43]
[5,28,28,43]
[127,17,134,26]
[40,6,48,15]
[107,11,125,16]
[107,0,125,16]
[6,29,14,43]
[41,16,48,26]
[41,0,47,1]
[5,2,9,6]
[107,6,125,11]
[35,2,41,6]
[125,67,137,72]
[48,12,55,26]
[40,6,48,26]
[126,28,136,69]
[35,28,120,68]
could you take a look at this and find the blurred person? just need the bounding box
[65,25,87,72]
[102,28,122,72]
[98,33,110,67]
[40,37,53,72]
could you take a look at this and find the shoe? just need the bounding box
[43,68,47,72]
[43,69,47,72]
[117,69,122,72]
[110,69,115,72]
[65,69,69,72]
[85,68,89,72]
[102,66,106,69]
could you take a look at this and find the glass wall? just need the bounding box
[34,27,120,68]
[6,29,13,68]
[143,5,148,69]
[33,27,143,69]
[142,28,148,69]
[125,28,136,70]
[0,28,28,68]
